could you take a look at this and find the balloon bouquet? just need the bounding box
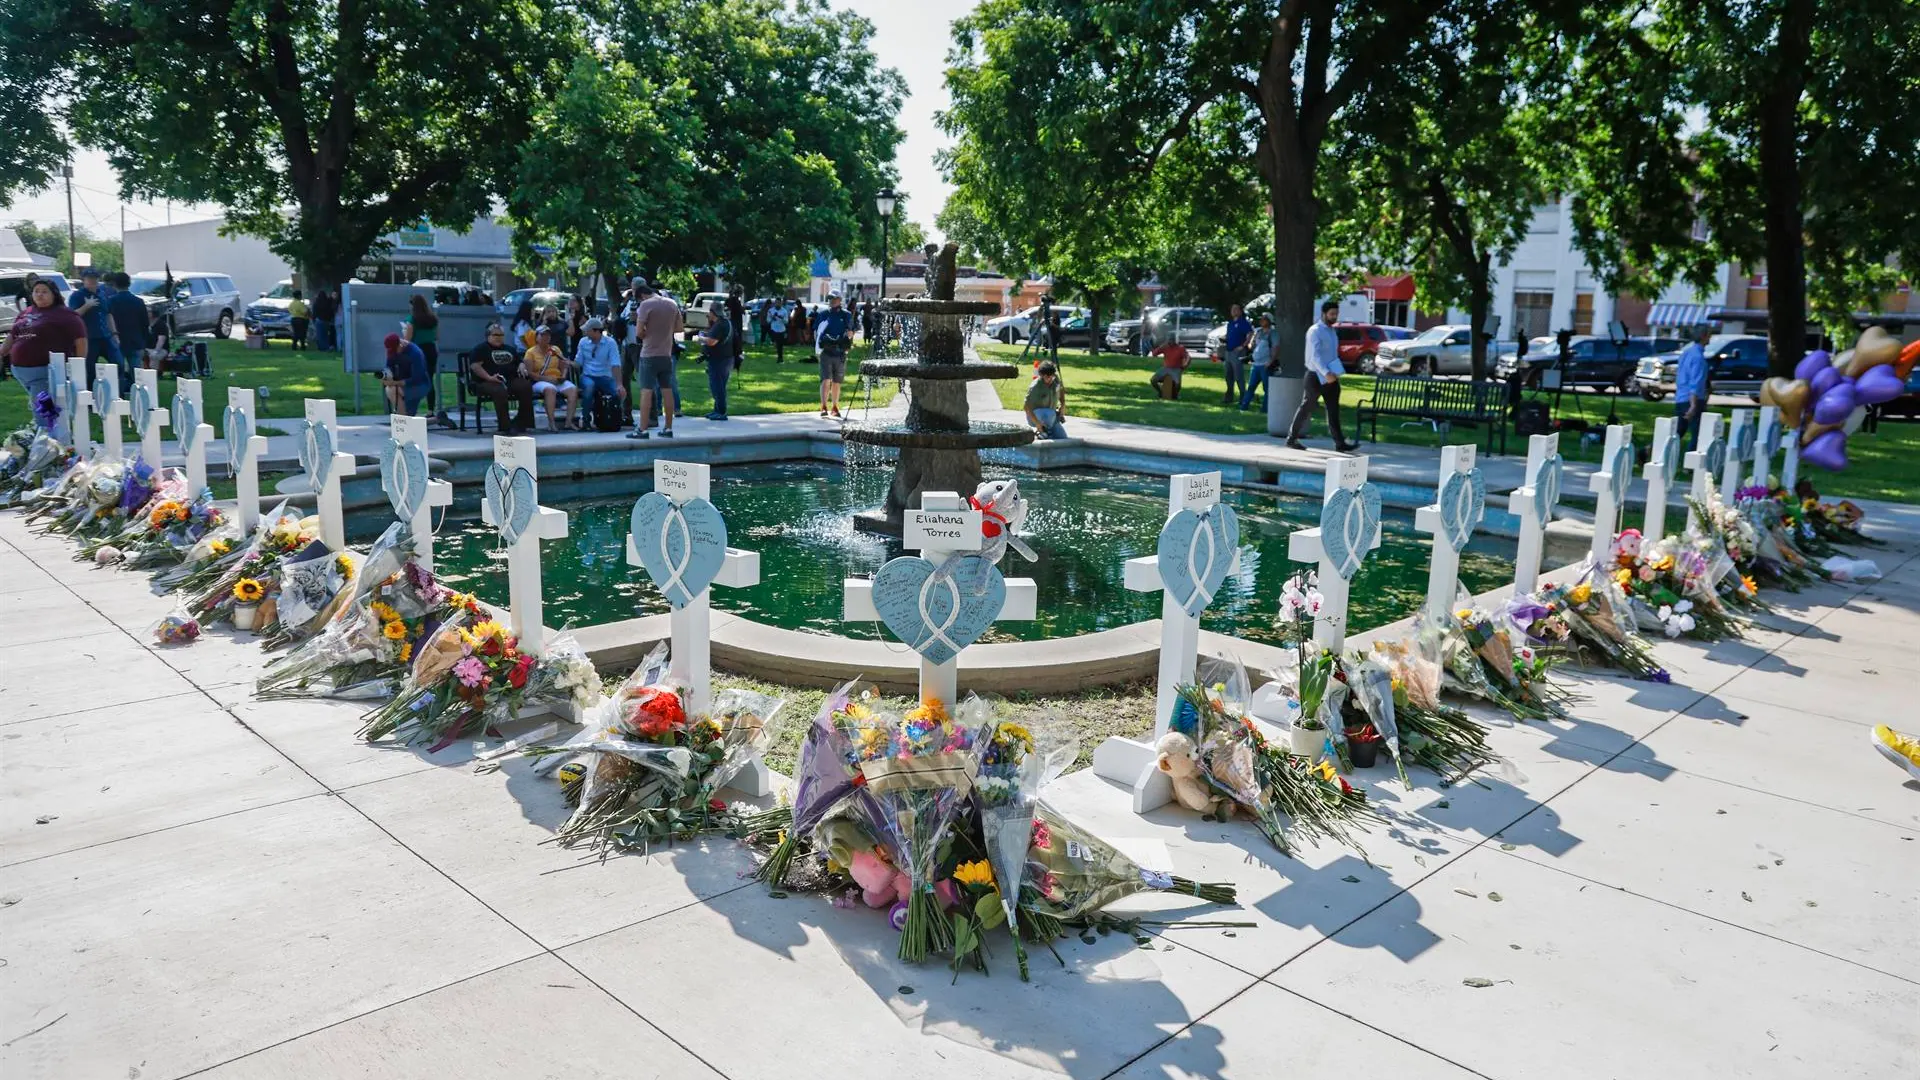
[1761,328,1920,471]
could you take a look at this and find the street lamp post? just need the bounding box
[875,187,897,302]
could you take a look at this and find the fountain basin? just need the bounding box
[876,298,1000,316]
[840,421,1035,450]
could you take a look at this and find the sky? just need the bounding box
[3,0,976,242]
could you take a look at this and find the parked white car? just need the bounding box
[985,304,1087,343]
[1373,323,1473,375]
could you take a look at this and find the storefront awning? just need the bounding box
[1367,274,1415,302]
[1648,302,1710,328]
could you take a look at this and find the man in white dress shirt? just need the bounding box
[1287,301,1359,452]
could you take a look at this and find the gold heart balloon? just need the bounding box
[1801,419,1844,447]
[1760,377,1811,429]
[1844,327,1900,378]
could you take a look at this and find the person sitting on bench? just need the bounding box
[465,324,536,434]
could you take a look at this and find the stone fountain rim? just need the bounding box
[856,358,1021,381]
[877,298,1001,316]
[840,423,1036,450]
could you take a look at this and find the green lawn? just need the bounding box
[979,341,1920,506]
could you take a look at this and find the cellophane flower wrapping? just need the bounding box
[836,693,990,963]
[523,631,603,720]
[77,465,187,564]
[1442,597,1565,720]
[1020,800,1238,944]
[0,430,70,507]
[257,540,361,649]
[186,504,313,624]
[1346,654,1408,786]
[748,679,887,891]
[1615,529,1741,639]
[354,595,532,749]
[1534,564,1669,681]
[257,524,449,699]
[973,711,1075,979]
[155,503,248,591]
[1368,637,1492,777]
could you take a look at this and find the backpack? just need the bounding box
[591,392,625,432]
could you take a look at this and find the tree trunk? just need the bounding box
[1087,296,1101,356]
[1467,250,1492,382]
[1758,0,1813,378]
[1266,181,1317,380]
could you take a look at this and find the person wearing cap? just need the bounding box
[68,267,124,391]
[382,332,426,415]
[571,318,622,430]
[814,291,854,418]
[525,323,580,430]
[466,323,536,433]
[1024,361,1069,439]
[625,278,682,439]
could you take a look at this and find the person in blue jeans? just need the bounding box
[68,268,125,391]
[1673,325,1711,449]
[1221,303,1252,404]
[1240,313,1279,411]
[574,317,625,423]
[1024,361,1069,439]
[698,310,734,420]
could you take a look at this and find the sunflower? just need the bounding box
[370,602,398,623]
[469,620,504,644]
[334,553,355,575]
[233,578,265,603]
[209,538,233,557]
[382,620,408,641]
[904,695,949,726]
[397,642,413,663]
[952,860,996,889]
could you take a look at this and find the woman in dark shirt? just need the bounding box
[465,323,535,433]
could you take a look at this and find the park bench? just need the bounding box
[1356,375,1509,455]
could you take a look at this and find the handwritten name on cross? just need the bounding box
[1288,455,1382,652]
[480,436,569,656]
[300,399,358,552]
[383,414,453,568]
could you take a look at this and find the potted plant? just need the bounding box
[231,577,265,631]
[1279,571,1332,760]
[1344,723,1382,768]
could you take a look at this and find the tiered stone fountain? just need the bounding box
[845,244,1035,535]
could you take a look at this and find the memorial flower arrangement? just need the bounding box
[1606,528,1741,640]
[0,428,70,507]
[1277,571,1340,756]
[747,680,883,893]
[355,596,542,749]
[1442,604,1570,721]
[184,507,318,629]
[1531,567,1669,681]
[257,547,364,649]
[1367,638,1494,777]
[156,510,249,593]
[1793,482,1873,546]
[75,470,204,567]
[1690,486,1813,595]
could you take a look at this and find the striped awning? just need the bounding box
[1648,303,1711,328]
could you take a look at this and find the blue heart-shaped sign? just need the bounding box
[171,393,201,454]
[379,438,430,523]
[1155,504,1238,618]
[223,406,252,472]
[130,383,156,438]
[1530,455,1563,527]
[1319,482,1382,581]
[1439,467,1486,551]
[1605,440,1632,505]
[871,553,1006,665]
[1656,426,1681,478]
[1732,418,1755,461]
[298,419,335,491]
[1701,434,1726,479]
[63,376,79,427]
[1760,421,1781,457]
[629,491,730,608]
[93,377,117,420]
[484,462,537,548]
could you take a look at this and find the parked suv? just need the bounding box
[986,304,1088,343]
[1634,335,1769,401]
[1374,324,1473,375]
[1111,306,1217,355]
[0,269,73,341]
[1498,335,1681,390]
[126,271,241,338]
[244,280,297,339]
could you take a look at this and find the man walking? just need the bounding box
[1221,303,1251,405]
[699,304,734,421]
[1287,301,1359,452]
[815,291,854,419]
[68,267,124,391]
[626,278,682,440]
[1673,325,1711,449]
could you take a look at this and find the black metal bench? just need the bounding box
[1356,375,1509,455]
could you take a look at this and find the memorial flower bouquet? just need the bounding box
[257,526,451,700]
[748,679,885,892]
[1532,567,1669,681]
[75,468,192,565]
[1443,604,1569,721]
[1794,484,1874,546]
[835,693,992,963]
[256,546,361,650]
[972,712,1072,979]
[186,506,317,626]
[155,505,252,592]
[0,428,70,507]
[355,595,533,749]
[1607,529,1740,640]
[1368,637,1494,777]
[1277,571,1341,756]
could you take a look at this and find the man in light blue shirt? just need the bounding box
[1673,326,1712,448]
[1287,301,1357,451]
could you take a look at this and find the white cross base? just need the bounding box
[623,460,771,797]
[1091,472,1240,813]
[1684,412,1725,535]
[1503,432,1561,595]
[1586,423,1634,565]
[1720,408,1752,500]
[304,399,359,552]
[65,356,95,462]
[389,414,454,569]
[479,437,569,658]
[1752,405,1779,490]
[1642,415,1677,540]
[1414,444,1482,624]
[1287,456,1380,653]
[843,491,1037,712]
[134,369,169,472]
[226,386,271,535]
[175,379,215,497]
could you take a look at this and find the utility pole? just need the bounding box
[63,164,76,270]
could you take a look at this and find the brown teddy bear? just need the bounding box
[1157,731,1227,815]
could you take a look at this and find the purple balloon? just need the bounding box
[1812,382,1858,425]
[1801,430,1849,472]
[1854,364,1905,406]
[1794,350,1833,381]
[1809,365,1844,398]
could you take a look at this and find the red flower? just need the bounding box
[506,655,533,689]
[623,686,686,740]
[708,798,726,811]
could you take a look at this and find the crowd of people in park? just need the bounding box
[0,267,207,401]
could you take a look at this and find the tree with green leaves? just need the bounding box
[1547,0,1920,374]
[4,221,124,276]
[943,0,1450,375]
[0,0,577,292]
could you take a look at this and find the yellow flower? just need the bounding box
[233,578,265,603]
[904,696,949,725]
[469,620,504,643]
[995,721,1035,754]
[1568,583,1592,605]
[382,620,408,641]
[842,701,874,722]
[953,860,996,889]
[1613,568,1634,588]
[335,553,355,575]
[856,725,890,759]
[1653,555,1674,572]
[398,642,413,663]
[370,602,398,622]
[209,538,232,556]
[1741,575,1758,595]
[1314,760,1339,783]
[1454,608,1473,621]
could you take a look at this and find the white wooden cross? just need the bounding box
[45,354,69,444]
[225,386,270,534]
[93,370,129,463]
[300,399,358,552]
[1720,408,1752,498]
[65,356,94,462]
[385,414,453,568]
[1091,472,1242,813]
[625,460,770,796]
[1684,412,1726,534]
[1641,415,1680,541]
[479,435,569,656]
[1504,432,1563,595]
[1751,405,1780,489]
[1586,423,1635,564]
[1415,444,1484,623]
[843,491,1038,712]
[1287,455,1382,652]
[131,368,168,470]
[1781,431,1801,494]
[172,378,215,497]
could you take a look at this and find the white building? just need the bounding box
[123,214,524,301]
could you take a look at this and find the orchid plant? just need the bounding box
[1277,570,1333,731]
